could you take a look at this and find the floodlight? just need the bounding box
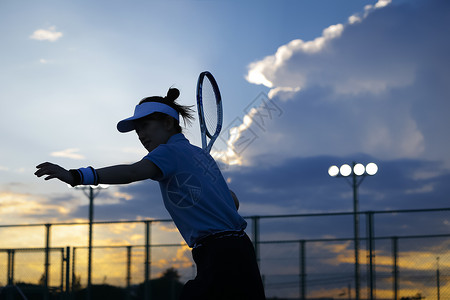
[366,163,378,176]
[328,165,340,177]
[340,164,352,177]
[353,163,365,176]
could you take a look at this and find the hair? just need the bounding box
[138,88,195,133]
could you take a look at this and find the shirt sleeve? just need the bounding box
[143,144,177,180]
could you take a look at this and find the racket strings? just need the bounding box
[202,78,219,137]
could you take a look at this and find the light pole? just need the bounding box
[73,184,107,300]
[328,162,378,300]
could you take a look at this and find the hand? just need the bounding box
[35,162,75,186]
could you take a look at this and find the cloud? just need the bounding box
[38,155,450,243]
[0,191,70,223]
[113,191,133,201]
[30,26,63,42]
[221,155,450,238]
[219,0,450,168]
[246,23,345,89]
[39,58,52,64]
[67,182,169,221]
[55,155,449,226]
[51,148,85,160]
[246,0,393,92]
[152,244,192,271]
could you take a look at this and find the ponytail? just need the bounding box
[164,87,180,102]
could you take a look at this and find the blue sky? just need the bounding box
[1,0,449,229]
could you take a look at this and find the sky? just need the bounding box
[1,0,450,297]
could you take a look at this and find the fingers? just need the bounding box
[36,162,54,169]
[44,175,56,181]
[35,162,73,185]
[35,162,53,176]
[34,168,46,177]
[34,162,59,178]
[35,163,48,177]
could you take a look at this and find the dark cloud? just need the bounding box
[221,155,450,241]
[70,154,450,241]
[67,182,171,221]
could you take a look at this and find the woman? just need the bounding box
[35,88,265,300]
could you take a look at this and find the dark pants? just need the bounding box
[180,232,266,300]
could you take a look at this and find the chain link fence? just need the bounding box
[0,208,449,300]
[0,247,65,299]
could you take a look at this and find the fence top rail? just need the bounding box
[0,207,449,228]
[259,233,450,244]
[72,243,187,250]
[0,218,173,228]
[4,233,449,251]
[0,247,65,252]
[251,207,450,220]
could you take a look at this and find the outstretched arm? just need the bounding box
[35,159,161,186]
[96,159,162,184]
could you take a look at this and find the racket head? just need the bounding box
[196,71,223,152]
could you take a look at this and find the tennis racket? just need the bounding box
[196,71,223,153]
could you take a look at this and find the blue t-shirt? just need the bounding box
[144,133,247,247]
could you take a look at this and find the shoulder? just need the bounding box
[168,133,190,145]
[166,133,201,153]
[150,134,189,155]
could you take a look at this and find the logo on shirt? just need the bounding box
[193,151,219,182]
[166,172,202,208]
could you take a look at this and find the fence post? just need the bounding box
[60,248,64,296]
[44,224,51,300]
[366,212,375,300]
[72,247,76,294]
[7,249,14,285]
[392,237,399,300]
[65,247,71,297]
[299,240,306,300]
[252,216,260,266]
[144,220,152,300]
[126,246,132,300]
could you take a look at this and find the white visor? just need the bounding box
[117,102,179,133]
